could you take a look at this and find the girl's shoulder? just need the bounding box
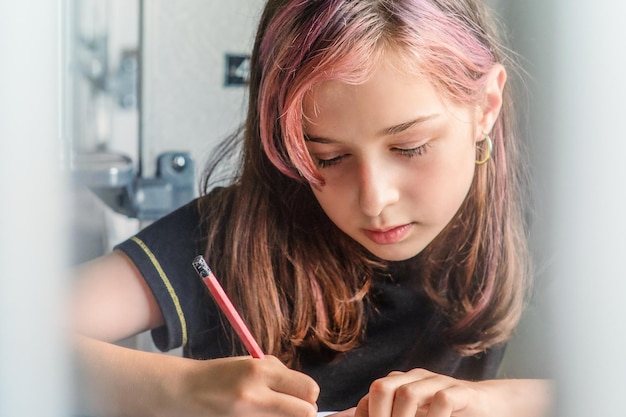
[197,184,239,212]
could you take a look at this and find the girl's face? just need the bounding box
[303,56,500,261]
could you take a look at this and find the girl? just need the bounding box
[72,0,552,416]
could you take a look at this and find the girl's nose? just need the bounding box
[357,160,400,218]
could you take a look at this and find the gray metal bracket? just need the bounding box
[77,34,138,109]
[72,151,195,221]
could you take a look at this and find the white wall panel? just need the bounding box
[141,1,266,178]
[0,0,71,415]
[550,1,626,416]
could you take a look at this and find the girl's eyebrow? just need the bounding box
[304,114,439,144]
[304,135,334,144]
[379,114,439,136]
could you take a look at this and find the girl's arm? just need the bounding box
[72,251,164,342]
[71,252,320,417]
[332,369,552,417]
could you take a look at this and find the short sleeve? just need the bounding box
[114,199,208,352]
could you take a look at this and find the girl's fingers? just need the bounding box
[423,385,471,417]
[357,369,477,417]
[206,355,320,417]
[354,394,370,417]
[394,375,457,415]
[259,390,319,417]
[366,369,435,417]
[262,356,320,404]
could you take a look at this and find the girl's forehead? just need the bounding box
[306,44,428,95]
[304,51,434,111]
[301,56,473,139]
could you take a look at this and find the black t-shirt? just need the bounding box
[115,193,505,411]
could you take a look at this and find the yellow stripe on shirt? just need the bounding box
[131,236,188,346]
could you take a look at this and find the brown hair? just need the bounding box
[199,0,530,365]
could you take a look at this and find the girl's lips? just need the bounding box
[363,223,413,245]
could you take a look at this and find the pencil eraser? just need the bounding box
[192,255,212,278]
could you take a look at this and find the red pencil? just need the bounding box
[192,255,265,359]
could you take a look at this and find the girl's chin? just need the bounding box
[361,242,425,262]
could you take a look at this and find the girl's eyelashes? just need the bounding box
[393,143,430,157]
[315,154,346,168]
[313,143,430,169]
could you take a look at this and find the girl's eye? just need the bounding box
[313,143,429,168]
[394,143,429,158]
[315,154,345,168]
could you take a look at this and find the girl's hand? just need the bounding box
[163,355,320,417]
[342,369,551,417]
[75,336,319,417]
[72,253,320,417]
[353,368,485,417]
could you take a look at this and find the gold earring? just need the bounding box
[475,133,493,165]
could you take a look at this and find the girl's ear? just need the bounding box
[475,64,507,141]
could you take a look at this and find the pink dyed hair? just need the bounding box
[257,0,501,186]
[246,0,528,354]
[198,0,526,358]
